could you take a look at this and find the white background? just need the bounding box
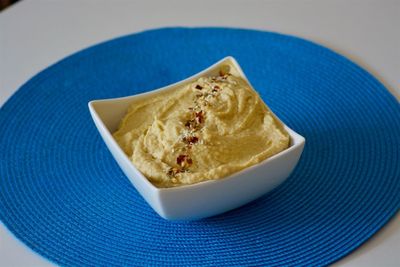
[0,0,399,266]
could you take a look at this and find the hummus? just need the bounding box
[113,66,290,188]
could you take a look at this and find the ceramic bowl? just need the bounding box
[88,56,305,220]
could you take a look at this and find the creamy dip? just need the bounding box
[113,66,290,188]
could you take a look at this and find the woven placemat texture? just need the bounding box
[0,28,399,266]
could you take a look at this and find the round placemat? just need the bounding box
[1,28,399,266]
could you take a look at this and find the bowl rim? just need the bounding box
[88,56,305,192]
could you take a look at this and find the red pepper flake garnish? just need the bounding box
[185,119,196,130]
[176,155,187,165]
[195,84,203,90]
[184,111,204,130]
[167,167,181,177]
[183,135,199,145]
[176,154,193,168]
[185,120,192,128]
[212,85,220,93]
[195,111,204,124]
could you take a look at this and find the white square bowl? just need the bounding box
[88,56,305,220]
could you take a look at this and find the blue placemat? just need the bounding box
[1,27,399,266]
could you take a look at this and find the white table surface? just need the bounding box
[0,0,399,266]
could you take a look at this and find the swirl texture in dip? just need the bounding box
[113,67,290,188]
